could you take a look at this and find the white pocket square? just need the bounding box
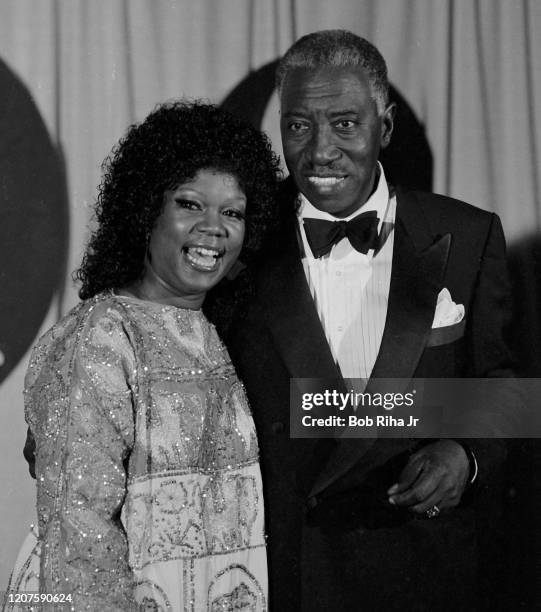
[432,288,464,328]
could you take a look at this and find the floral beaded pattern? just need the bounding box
[25,292,267,611]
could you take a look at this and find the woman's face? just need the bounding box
[141,169,246,309]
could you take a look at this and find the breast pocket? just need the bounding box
[426,318,466,348]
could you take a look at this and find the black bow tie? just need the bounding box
[303,211,380,258]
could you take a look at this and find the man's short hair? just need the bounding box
[276,29,389,114]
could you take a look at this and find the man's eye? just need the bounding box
[175,199,200,210]
[288,121,308,133]
[336,120,356,129]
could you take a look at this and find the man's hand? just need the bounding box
[386,440,470,514]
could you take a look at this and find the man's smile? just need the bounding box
[280,65,394,216]
[307,175,347,186]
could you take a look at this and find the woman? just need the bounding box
[16,101,280,611]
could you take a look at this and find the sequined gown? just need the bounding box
[24,292,267,611]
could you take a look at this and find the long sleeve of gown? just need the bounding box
[24,302,137,611]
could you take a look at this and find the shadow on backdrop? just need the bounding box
[0,58,69,384]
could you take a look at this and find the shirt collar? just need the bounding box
[298,162,389,230]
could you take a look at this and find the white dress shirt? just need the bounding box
[298,164,396,382]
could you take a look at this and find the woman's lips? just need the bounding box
[184,246,223,271]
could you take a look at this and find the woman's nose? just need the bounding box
[195,209,226,236]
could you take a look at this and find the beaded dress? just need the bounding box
[24,291,267,611]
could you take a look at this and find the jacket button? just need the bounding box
[271,421,285,434]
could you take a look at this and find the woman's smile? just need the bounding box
[137,168,246,309]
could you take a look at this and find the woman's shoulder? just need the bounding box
[37,292,129,345]
[25,292,135,386]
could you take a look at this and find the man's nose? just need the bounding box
[308,125,340,165]
[195,209,227,236]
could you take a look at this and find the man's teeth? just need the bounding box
[308,176,345,186]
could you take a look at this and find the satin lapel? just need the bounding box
[259,215,349,496]
[369,220,451,382]
[259,224,344,384]
[308,191,451,498]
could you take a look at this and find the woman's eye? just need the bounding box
[223,208,245,220]
[175,199,200,210]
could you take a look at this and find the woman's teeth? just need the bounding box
[185,247,221,269]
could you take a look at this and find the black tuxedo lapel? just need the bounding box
[369,192,451,383]
[258,218,344,384]
[308,190,452,498]
[257,208,353,496]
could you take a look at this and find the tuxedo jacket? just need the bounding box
[223,181,518,611]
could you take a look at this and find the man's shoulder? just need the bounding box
[398,188,493,221]
[396,187,498,240]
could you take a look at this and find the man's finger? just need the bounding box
[388,464,441,507]
[387,453,426,497]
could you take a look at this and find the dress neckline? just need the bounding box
[108,289,204,314]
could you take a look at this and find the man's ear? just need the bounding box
[381,102,396,149]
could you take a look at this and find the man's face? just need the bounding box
[280,66,395,218]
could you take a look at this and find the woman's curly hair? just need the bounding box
[76,100,281,299]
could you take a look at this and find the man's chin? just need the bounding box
[303,193,361,218]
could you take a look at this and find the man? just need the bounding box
[222,30,517,611]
